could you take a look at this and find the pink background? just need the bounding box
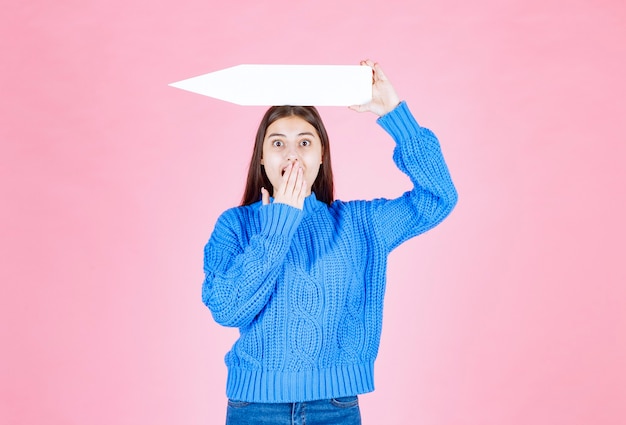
[2,1,625,424]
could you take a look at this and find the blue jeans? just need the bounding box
[225,396,361,425]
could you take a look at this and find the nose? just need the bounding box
[286,147,298,161]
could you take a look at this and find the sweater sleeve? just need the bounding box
[202,202,303,328]
[369,101,458,252]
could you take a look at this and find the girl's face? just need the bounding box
[261,116,323,197]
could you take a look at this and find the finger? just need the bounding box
[372,62,389,82]
[294,165,304,195]
[277,162,294,195]
[348,104,369,113]
[290,167,306,208]
[285,162,298,194]
[279,162,299,199]
[292,163,305,196]
[359,59,376,85]
[261,187,270,205]
[297,172,307,204]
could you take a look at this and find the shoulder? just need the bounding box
[220,201,261,217]
[213,202,262,231]
[331,195,403,221]
[328,198,373,220]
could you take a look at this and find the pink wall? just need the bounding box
[2,1,625,424]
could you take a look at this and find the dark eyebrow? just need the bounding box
[267,132,316,138]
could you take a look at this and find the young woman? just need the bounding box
[202,60,457,425]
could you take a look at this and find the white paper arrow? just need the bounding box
[169,64,373,106]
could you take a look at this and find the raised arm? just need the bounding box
[350,60,457,252]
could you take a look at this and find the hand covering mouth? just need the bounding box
[281,163,299,176]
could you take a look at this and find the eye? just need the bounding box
[300,139,311,147]
[272,140,283,147]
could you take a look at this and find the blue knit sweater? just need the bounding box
[202,102,457,403]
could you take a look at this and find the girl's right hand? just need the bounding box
[261,161,306,210]
[349,60,401,117]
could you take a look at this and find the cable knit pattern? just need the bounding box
[202,102,458,402]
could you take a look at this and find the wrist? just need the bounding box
[379,100,402,117]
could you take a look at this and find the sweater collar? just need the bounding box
[264,192,325,214]
[303,192,325,215]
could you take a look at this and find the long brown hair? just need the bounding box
[240,106,334,206]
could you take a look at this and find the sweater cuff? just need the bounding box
[259,202,303,239]
[376,101,421,141]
